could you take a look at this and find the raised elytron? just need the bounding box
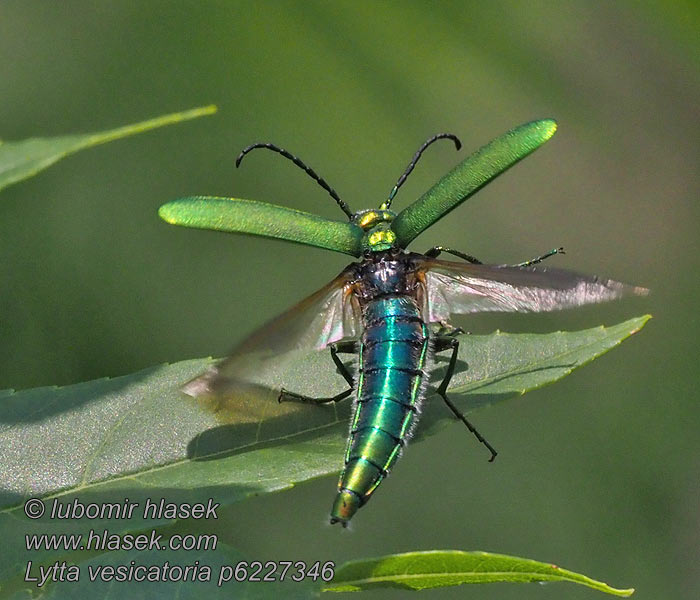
[159,120,647,526]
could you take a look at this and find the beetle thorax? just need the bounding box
[355,253,417,301]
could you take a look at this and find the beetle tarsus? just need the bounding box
[278,343,358,405]
[435,321,465,337]
[278,387,353,405]
[512,246,565,267]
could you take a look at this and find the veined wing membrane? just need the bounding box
[421,258,648,323]
[184,265,360,398]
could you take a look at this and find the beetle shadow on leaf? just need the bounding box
[185,379,351,462]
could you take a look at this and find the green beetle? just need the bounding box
[160,120,646,526]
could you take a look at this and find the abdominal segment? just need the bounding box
[330,295,429,525]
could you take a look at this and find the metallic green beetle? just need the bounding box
[160,120,646,526]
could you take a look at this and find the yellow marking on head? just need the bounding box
[368,229,396,248]
[357,211,378,229]
[356,209,395,231]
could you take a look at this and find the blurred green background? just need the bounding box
[0,1,697,599]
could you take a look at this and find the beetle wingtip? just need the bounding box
[158,202,177,223]
[540,118,558,138]
[158,200,192,225]
[181,368,219,397]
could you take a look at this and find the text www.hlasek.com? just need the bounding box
[26,529,217,552]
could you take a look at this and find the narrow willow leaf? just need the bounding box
[0,316,649,582]
[0,105,217,193]
[323,550,634,596]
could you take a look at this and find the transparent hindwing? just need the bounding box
[419,257,648,322]
[184,265,361,398]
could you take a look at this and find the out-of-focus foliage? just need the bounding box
[0,106,215,193]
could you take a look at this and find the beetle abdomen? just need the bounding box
[330,295,429,526]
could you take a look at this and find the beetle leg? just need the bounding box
[425,245,565,268]
[424,245,482,264]
[278,341,357,405]
[512,246,565,267]
[433,336,498,462]
[434,320,466,337]
[278,387,353,405]
[330,341,358,387]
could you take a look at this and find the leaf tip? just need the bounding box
[635,313,652,327]
[622,314,652,337]
[176,104,218,119]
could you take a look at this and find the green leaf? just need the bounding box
[0,105,217,193]
[323,550,634,596]
[0,316,649,584]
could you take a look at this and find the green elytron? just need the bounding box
[160,120,647,526]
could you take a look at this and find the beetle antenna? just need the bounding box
[236,143,354,219]
[384,133,462,209]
